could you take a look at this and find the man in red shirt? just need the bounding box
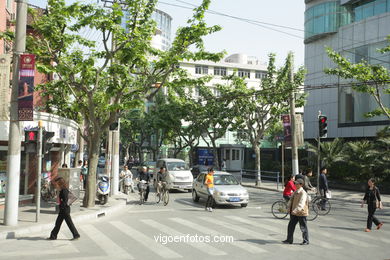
[283,175,296,201]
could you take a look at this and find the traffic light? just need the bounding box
[24,129,38,153]
[319,115,328,138]
[43,131,55,154]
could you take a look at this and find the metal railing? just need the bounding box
[233,169,281,190]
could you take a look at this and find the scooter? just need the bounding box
[123,175,134,194]
[97,175,110,205]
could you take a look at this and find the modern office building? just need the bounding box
[304,0,390,140]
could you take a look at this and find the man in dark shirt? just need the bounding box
[319,167,329,210]
[137,166,150,201]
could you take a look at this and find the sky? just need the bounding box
[28,0,305,67]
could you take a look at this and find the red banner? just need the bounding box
[18,54,35,121]
[281,114,291,145]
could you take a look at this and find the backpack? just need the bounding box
[67,190,78,206]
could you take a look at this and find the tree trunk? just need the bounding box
[84,132,100,208]
[254,144,261,187]
[211,138,219,169]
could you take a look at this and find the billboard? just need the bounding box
[18,54,35,121]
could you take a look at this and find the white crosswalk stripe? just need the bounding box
[79,224,134,259]
[170,217,268,254]
[141,219,226,256]
[228,215,343,249]
[110,220,183,259]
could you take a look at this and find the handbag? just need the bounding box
[325,190,332,199]
[67,190,78,206]
[374,189,383,209]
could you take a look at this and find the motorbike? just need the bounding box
[122,175,134,194]
[96,175,110,205]
[41,173,57,202]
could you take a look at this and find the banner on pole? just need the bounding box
[0,54,12,121]
[281,114,291,147]
[18,54,35,121]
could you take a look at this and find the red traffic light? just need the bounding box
[320,117,327,123]
[25,130,38,142]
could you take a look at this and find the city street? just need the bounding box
[1,187,389,260]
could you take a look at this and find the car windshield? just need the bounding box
[167,162,189,171]
[214,175,239,185]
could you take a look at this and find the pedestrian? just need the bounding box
[61,163,68,168]
[283,175,296,201]
[204,167,215,212]
[361,178,384,232]
[282,178,309,245]
[221,159,226,171]
[48,177,80,241]
[319,167,329,210]
[81,160,88,190]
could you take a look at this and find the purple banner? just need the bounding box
[18,54,35,121]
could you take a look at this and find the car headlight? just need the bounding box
[216,191,226,196]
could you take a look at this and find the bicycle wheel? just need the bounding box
[312,198,331,215]
[155,192,161,203]
[271,200,288,219]
[307,201,318,221]
[163,190,169,206]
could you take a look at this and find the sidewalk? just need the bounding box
[241,178,390,207]
[0,192,138,240]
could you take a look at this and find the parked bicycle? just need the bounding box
[41,175,57,202]
[155,181,169,206]
[271,196,318,221]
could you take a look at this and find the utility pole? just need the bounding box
[289,53,299,176]
[317,110,322,192]
[36,121,43,222]
[111,119,120,195]
[4,0,28,226]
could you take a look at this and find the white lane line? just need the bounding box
[141,219,226,256]
[110,221,182,259]
[79,224,134,259]
[127,209,175,214]
[170,217,267,254]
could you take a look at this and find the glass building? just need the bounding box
[303,0,390,139]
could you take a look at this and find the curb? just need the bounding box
[0,196,129,240]
[242,184,390,207]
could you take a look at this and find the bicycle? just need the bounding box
[155,181,169,206]
[271,196,318,221]
[311,194,331,215]
[138,180,148,205]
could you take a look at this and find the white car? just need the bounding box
[154,158,193,191]
[192,171,249,207]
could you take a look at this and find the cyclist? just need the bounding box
[303,168,316,193]
[283,175,296,202]
[120,165,134,193]
[137,166,150,202]
[156,167,168,194]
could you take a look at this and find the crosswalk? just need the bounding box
[1,207,389,260]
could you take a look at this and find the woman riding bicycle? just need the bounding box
[283,175,296,202]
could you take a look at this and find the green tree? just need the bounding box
[230,52,305,185]
[325,37,390,119]
[28,0,223,207]
[306,138,346,172]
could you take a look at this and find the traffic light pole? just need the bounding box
[289,56,299,176]
[317,111,321,193]
[4,0,28,226]
[36,121,43,222]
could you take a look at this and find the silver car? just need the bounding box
[192,171,249,207]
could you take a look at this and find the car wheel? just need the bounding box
[192,190,200,202]
[241,203,248,208]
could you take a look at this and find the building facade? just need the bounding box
[304,0,390,140]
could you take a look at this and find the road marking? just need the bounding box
[170,217,267,254]
[141,219,226,256]
[110,221,182,259]
[127,208,175,214]
[79,224,134,259]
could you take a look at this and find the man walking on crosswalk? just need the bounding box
[282,178,310,245]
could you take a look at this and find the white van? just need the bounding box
[154,158,193,191]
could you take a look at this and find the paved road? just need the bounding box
[1,188,389,260]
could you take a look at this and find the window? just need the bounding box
[232,149,240,160]
[238,69,251,78]
[355,46,368,63]
[195,65,208,75]
[6,0,12,10]
[255,71,267,79]
[214,67,227,76]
